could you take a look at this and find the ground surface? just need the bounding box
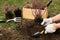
[0,20,60,40]
[0,0,60,40]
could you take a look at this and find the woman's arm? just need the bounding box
[54,23,60,29]
[51,14,60,23]
[41,14,60,26]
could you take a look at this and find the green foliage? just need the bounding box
[0,21,18,30]
[7,0,13,5]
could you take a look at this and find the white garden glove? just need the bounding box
[41,18,52,26]
[45,24,56,34]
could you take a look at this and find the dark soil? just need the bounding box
[0,20,60,40]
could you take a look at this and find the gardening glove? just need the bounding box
[45,24,56,34]
[41,18,52,26]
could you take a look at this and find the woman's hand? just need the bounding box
[45,24,57,34]
[41,18,52,26]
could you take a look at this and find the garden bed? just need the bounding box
[0,20,60,40]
